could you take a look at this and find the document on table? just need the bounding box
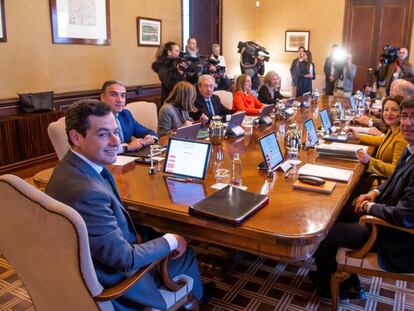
[349,126,372,134]
[112,155,137,166]
[298,163,354,182]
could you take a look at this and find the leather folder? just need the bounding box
[189,185,269,225]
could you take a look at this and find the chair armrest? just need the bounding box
[360,215,414,235]
[347,215,414,259]
[95,257,164,301]
[161,256,188,292]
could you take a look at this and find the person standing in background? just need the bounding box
[290,46,305,97]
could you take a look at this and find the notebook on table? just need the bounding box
[163,138,211,180]
[319,109,348,142]
[257,131,284,170]
[189,185,269,225]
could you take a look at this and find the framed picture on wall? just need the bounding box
[49,0,111,45]
[0,0,6,42]
[137,17,161,47]
[285,31,310,52]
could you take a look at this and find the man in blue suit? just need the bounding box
[312,96,414,300]
[45,100,208,310]
[100,80,158,154]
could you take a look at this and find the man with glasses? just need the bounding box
[190,75,232,121]
[312,96,414,301]
[100,80,158,154]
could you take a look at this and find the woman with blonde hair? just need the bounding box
[158,81,197,136]
[258,71,287,104]
[232,74,264,115]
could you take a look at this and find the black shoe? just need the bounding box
[308,270,330,287]
[200,281,215,305]
[317,281,366,301]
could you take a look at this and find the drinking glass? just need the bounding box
[215,168,230,185]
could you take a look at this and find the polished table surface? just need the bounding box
[113,96,367,261]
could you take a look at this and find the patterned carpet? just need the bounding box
[1,241,414,311]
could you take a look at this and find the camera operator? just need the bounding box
[209,44,231,90]
[239,41,268,93]
[152,41,198,105]
[323,44,346,95]
[375,46,414,97]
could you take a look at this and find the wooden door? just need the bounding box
[188,0,222,56]
[343,0,414,90]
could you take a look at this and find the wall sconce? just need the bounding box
[256,0,260,7]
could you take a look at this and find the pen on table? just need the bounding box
[284,166,293,178]
[166,176,196,183]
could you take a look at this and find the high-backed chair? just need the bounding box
[0,174,193,311]
[213,90,233,110]
[47,116,70,160]
[33,117,70,190]
[330,215,414,310]
[126,101,158,133]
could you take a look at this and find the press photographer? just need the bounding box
[152,41,198,105]
[209,43,231,90]
[238,41,269,92]
[323,44,347,95]
[375,45,414,97]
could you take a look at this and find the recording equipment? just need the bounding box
[177,52,202,75]
[237,41,270,62]
[379,44,399,65]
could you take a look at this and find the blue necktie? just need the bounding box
[100,167,121,202]
[206,98,215,116]
[115,115,124,143]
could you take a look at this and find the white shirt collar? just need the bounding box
[71,149,103,174]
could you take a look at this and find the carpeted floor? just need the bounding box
[1,241,414,310]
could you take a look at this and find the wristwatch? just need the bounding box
[122,143,128,153]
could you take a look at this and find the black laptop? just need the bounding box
[319,109,348,142]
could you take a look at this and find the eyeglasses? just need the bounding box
[106,91,126,99]
[400,114,414,121]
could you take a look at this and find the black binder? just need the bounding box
[189,185,269,225]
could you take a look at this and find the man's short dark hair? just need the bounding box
[401,96,414,110]
[65,99,111,145]
[100,80,125,93]
[363,83,372,89]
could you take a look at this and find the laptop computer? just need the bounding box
[226,111,246,137]
[163,138,211,180]
[258,104,275,125]
[257,132,284,171]
[303,119,319,147]
[319,109,348,142]
[175,123,209,140]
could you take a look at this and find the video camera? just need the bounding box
[379,44,399,65]
[177,52,202,75]
[237,41,270,62]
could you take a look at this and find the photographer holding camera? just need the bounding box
[209,44,231,90]
[152,41,198,105]
[375,46,414,97]
[238,41,268,93]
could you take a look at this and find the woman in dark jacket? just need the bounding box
[152,41,196,105]
[296,50,315,97]
[258,71,287,104]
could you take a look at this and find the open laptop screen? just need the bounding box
[304,119,319,147]
[319,109,332,131]
[163,138,211,179]
[258,132,284,171]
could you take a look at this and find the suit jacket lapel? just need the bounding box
[380,153,414,199]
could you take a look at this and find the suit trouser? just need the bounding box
[325,80,335,95]
[313,210,371,282]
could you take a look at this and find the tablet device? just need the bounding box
[319,109,348,142]
[302,92,312,106]
[175,123,203,140]
[303,119,319,147]
[285,97,295,107]
[349,95,356,111]
[320,109,332,131]
[226,111,246,137]
[165,177,207,206]
[258,132,284,171]
[337,102,345,120]
[163,138,211,179]
[122,144,164,158]
[258,104,275,125]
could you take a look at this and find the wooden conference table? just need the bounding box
[113,96,367,262]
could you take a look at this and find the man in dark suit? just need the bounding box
[323,44,345,96]
[45,100,210,310]
[312,96,414,300]
[190,74,232,121]
[100,80,158,154]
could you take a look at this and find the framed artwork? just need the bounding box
[49,0,111,45]
[0,0,6,42]
[137,17,161,47]
[285,31,310,52]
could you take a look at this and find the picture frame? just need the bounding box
[0,0,6,42]
[49,0,111,45]
[137,17,161,47]
[285,31,310,52]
